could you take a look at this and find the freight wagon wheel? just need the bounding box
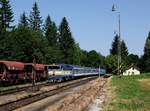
[0,81,2,86]
[2,79,9,86]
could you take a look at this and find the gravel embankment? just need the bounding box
[47,77,107,111]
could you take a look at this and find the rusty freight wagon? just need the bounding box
[0,61,48,86]
[0,61,25,85]
[24,63,48,82]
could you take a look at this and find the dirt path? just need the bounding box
[86,77,112,111]
[100,76,114,111]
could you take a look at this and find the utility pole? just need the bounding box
[32,56,36,91]
[99,65,101,77]
[112,4,121,76]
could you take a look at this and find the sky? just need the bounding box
[10,0,150,56]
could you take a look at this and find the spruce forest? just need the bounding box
[0,1,150,73]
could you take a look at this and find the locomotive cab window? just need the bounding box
[48,66,60,70]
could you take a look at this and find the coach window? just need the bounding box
[0,64,3,73]
[74,69,77,74]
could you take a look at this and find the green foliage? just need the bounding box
[109,34,129,74]
[59,17,79,64]
[105,55,118,74]
[29,2,42,32]
[1,0,150,73]
[0,0,14,31]
[72,43,81,65]
[121,40,128,58]
[87,50,105,68]
[110,34,119,55]
[138,55,146,73]
[44,46,63,64]
[78,49,105,68]
[143,32,150,72]
[44,15,58,47]
[18,12,29,28]
[0,27,51,63]
[80,50,89,66]
[120,40,128,73]
[127,54,139,65]
[110,35,128,58]
[0,1,135,69]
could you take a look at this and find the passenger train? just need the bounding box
[48,64,106,82]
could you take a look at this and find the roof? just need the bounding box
[25,63,45,71]
[48,64,97,70]
[0,60,24,70]
[124,64,140,71]
[59,64,83,70]
[128,64,140,70]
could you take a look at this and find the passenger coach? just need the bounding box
[47,64,106,82]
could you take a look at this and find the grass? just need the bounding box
[110,74,150,111]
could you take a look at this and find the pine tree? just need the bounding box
[59,17,77,64]
[44,15,58,46]
[144,32,150,58]
[29,2,42,31]
[121,40,128,57]
[44,15,52,31]
[120,41,129,73]
[110,34,119,55]
[143,32,150,72]
[18,12,29,28]
[0,0,14,31]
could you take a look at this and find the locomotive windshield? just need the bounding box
[48,65,60,70]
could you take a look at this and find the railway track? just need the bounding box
[0,82,57,96]
[0,76,97,111]
[0,76,99,96]
[0,77,88,96]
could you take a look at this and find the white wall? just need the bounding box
[123,67,140,76]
